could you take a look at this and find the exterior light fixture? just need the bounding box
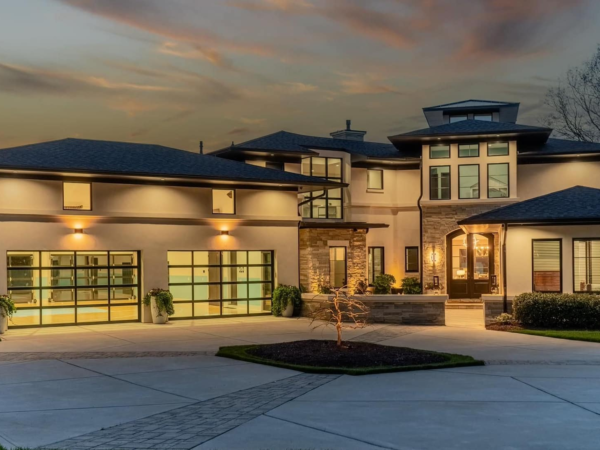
[433,276,440,289]
[220,230,229,236]
[74,228,84,234]
[430,251,438,263]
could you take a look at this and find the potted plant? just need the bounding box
[0,295,16,334]
[272,285,302,317]
[143,289,175,324]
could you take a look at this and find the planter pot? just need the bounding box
[141,303,153,323]
[150,296,168,324]
[281,301,294,318]
[0,314,7,334]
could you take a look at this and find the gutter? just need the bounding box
[418,157,424,287]
[502,223,508,313]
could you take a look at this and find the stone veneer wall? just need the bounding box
[483,296,514,325]
[422,204,505,294]
[301,294,446,325]
[299,228,367,294]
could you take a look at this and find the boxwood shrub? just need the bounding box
[513,293,600,329]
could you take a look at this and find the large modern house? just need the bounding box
[2,99,600,327]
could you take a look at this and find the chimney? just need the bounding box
[330,119,367,141]
[199,141,204,154]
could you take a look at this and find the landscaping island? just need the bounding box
[217,340,483,375]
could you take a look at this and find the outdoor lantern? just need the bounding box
[433,276,440,289]
[430,251,438,264]
[491,274,498,287]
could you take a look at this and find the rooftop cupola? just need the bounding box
[330,120,367,141]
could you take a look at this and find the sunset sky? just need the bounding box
[1,0,599,152]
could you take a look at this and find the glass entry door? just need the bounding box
[447,231,493,299]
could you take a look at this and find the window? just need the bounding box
[265,161,284,171]
[367,169,383,190]
[474,114,493,122]
[458,143,479,158]
[532,240,562,293]
[459,165,479,199]
[300,157,343,219]
[488,163,509,198]
[488,142,509,156]
[574,239,600,292]
[212,189,235,214]
[430,166,450,200]
[368,247,384,284]
[168,250,274,317]
[63,182,91,211]
[449,115,468,123]
[405,247,419,273]
[430,144,450,159]
[329,247,347,288]
[6,251,139,327]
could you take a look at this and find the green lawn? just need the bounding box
[510,328,600,343]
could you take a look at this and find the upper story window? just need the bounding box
[367,169,383,190]
[488,142,509,156]
[430,144,450,159]
[212,189,235,214]
[63,182,91,211]
[301,156,343,219]
[430,166,450,200]
[449,115,468,123]
[459,165,479,199]
[474,114,493,122]
[488,163,509,198]
[458,143,479,158]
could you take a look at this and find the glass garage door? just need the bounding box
[7,251,140,327]
[168,251,274,318]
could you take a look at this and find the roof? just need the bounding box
[392,119,551,138]
[213,131,404,159]
[423,100,519,111]
[0,138,343,188]
[458,186,600,225]
[519,138,600,156]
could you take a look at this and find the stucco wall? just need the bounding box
[0,178,299,220]
[506,225,600,296]
[518,161,600,200]
[0,221,299,296]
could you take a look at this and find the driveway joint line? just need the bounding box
[511,376,600,418]
[58,359,201,402]
[264,413,397,450]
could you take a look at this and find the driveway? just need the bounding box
[1,317,600,449]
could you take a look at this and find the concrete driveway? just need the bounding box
[1,317,600,449]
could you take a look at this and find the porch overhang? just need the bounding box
[299,221,389,230]
[459,223,503,234]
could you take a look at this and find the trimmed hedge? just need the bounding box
[513,293,600,329]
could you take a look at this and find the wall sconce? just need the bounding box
[73,228,84,235]
[491,274,498,287]
[430,251,438,264]
[220,230,230,236]
[433,276,440,289]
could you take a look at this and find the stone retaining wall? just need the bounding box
[482,295,514,325]
[301,294,447,325]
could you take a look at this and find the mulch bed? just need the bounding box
[246,339,449,368]
[486,323,525,332]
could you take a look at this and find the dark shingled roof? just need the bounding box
[458,186,600,225]
[393,119,551,138]
[0,138,342,187]
[423,99,519,111]
[215,131,403,159]
[519,138,600,156]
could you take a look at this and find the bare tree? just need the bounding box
[309,287,370,347]
[544,45,600,142]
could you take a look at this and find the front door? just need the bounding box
[447,231,494,299]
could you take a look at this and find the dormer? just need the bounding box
[422,100,520,127]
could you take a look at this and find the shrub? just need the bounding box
[354,279,369,295]
[143,289,175,317]
[513,293,600,329]
[272,285,302,316]
[401,277,422,294]
[0,295,16,319]
[373,274,396,294]
[493,313,517,325]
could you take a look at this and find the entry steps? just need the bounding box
[445,300,485,328]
